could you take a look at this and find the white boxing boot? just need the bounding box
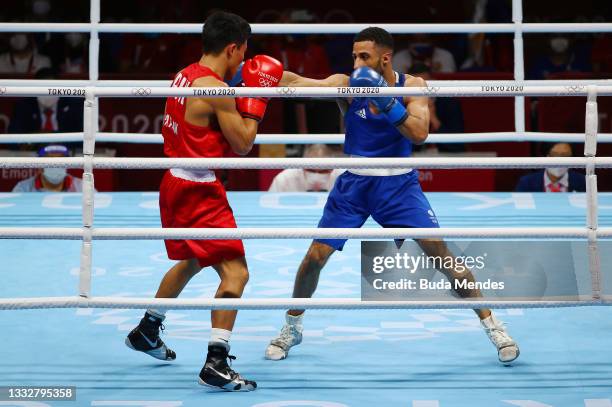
[481,313,520,365]
[265,313,304,361]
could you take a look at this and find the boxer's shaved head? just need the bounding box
[352,27,394,74]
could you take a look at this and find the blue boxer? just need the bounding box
[315,69,439,251]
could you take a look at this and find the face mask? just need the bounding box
[304,171,331,192]
[550,38,569,54]
[410,43,433,59]
[547,167,567,178]
[43,168,67,184]
[9,34,28,52]
[65,33,84,48]
[37,96,59,108]
[32,0,51,16]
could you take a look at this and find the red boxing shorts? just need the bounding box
[159,170,245,267]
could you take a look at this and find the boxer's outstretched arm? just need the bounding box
[280,71,349,87]
[396,75,429,144]
[281,72,351,113]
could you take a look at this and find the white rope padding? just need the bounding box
[2,132,612,144]
[0,296,606,311]
[0,22,611,34]
[2,226,612,240]
[2,85,612,98]
[1,156,611,170]
[2,79,611,87]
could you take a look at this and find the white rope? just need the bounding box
[2,156,611,170]
[3,132,612,144]
[0,22,611,34]
[2,79,611,87]
[3,85,612,98]
[2,226,611,240]
[0,296,605,311]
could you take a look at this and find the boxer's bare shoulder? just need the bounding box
[187,75,229,123]
[402,74,427,105]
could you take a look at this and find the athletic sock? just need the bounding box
[209,328,232,350]
[146,308,166,320]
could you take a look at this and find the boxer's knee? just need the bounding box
[180,258,203,278]
[215,257,249,297]
[304,242,334,270]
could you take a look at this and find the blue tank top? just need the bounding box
[344,71,412,157]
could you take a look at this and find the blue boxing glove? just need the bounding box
[225,62,244,86]
[349,66,408,126]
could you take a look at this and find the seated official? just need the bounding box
[7,68,84,151]
[12,145,85,192]
[515,142,585,192]
[269,144,343,192]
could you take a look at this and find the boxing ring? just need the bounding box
[2,0,612,405]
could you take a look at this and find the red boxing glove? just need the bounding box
[236,55,283,122]
[242,55,283,88]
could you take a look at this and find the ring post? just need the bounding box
[79,87,96,298]
[584,85,600,300]
[512,0,525,133]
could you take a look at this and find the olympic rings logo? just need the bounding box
[421,86,440,96]
[276,87,297,97]
[131,87,152,96]
[563,85,585,94]
[0,87,6,95]
[258,78,274,87]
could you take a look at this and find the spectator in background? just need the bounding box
[268,144,344,192]
[322,9,355,74]
[269,9,335,156]
[8,68,83,151]
[28,0,66,68]
[515,142,585,192]
[119,32,180,76]
[460,0,513,72]
[0,33,51,74]
[393,34,457,73]
[12,145,84,192]
[59,32,87,74]
[591,16,612,74]
[271,9,332,79]
[528,34,592,80]
[410,63,465,152]
[30,0,52,20]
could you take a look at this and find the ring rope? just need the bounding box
[2,226,610,240]
[2,85,612,98]
[2,79,612,87]
[1,156,610,170]
[2,132,612,145]
[0,22,611,34]
[0,297,606,311]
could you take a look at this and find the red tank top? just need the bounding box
[162,63,231,158]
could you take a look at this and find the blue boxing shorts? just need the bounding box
[315,170,439,250]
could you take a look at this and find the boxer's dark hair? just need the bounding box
[202,11,251,55]
[354,27,394,51]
